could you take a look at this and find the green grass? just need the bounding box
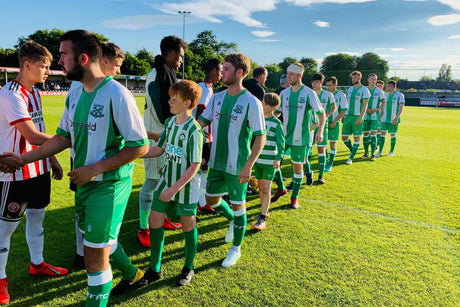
[6,97,460,306]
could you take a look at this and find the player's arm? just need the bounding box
[142,145,165,158]
[15,121,52,145]
[239,134,266,184]
[315,112,326,143]
[68,144,148,186]
[195,105,206,119]
[330,110,346,128]
[159,162,201,202]
[356,99,368,125]
[377,98,386,112]
[146,131,161,142]
[326,104,336,118]
[22,134,71,166]
[392,104,404,125]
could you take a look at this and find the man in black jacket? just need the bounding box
[138,36,187,246]
[242,66,267,101]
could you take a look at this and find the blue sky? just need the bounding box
[1,0,460,80]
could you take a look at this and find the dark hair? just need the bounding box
[387,80,397,87]
[60,29,101,63]
[101,42,125,60]
[377,80,385,85]
[368,73,377,78]
[169,80,202,110]
[326,76,338,85]
[160,35,187,56]
[224,53,251,78]
[18,40,52,67]
[204,58,221,73]
[253,66,267,78]
[311,73,325,82]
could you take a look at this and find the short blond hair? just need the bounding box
[18,40,52,67]
[224,53,251,78]
[350,71,362,77]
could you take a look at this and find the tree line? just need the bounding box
[3,28,432,91]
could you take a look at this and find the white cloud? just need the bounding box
[252,31,275,37]
[314,20,330,28]
[149,0,278,28]
[448,34,460,39]
[427,13,460,26]
[375,48,406,52]
[258,39,280,42]
[285,0,375,4]
[101,14,197,29]
[325,51,360,56]
[438,0,460,11]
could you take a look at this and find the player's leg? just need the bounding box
[370,120,379,160]
[377,124,388,156]
[347,117,362,164]
[389,124,399,155]
[177,204,198,286]
[26,173,68,276]
[206,169,234,222]
[198,143,215,214]
[362,120,371,157]
[342,116,353,152]
[290,145,307,208]
[138,177,158,247]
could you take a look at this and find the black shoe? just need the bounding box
[177,267,194,286]
[247,186,257,195]
[317,176,325,184]
[73,254,85,269]
[306,170,314,186]
[286,182,293,191]
[361,153,369,158]
[139,268,163,286]
[110,268,145,296]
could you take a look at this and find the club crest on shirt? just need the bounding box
[299,97,306,104]
[179,131,187,140]
[233,105,243,114]
[217,100,222,106]
[89,104,105,118]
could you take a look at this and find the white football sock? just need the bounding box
[25,208,45,265]
[0,219,20,278]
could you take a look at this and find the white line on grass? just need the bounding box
[301,197,460,235]
[132,161,459,235]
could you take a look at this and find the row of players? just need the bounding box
[0,31,404,306]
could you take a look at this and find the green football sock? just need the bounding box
[87,268,112,307]
[349,141,360,160]
[370,135,377,155]
[344,139,352,151]
[379,136,386,152]
[291,172,303,199]
[390,136,397,152]
[273,168,285,191]
[232,209,247,247]
[328,148,337,167]
[110,242,137,281]
[318,154,326,177]
[139,209,150,230]
[363,135,370,154]
[184,227,198,270]
[209,198,234,221]
[149,226,164,272]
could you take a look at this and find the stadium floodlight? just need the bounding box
[178,11,191,80]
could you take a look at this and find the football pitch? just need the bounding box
[5,96,460,306]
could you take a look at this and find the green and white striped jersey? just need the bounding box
[256,116,285,165]
[157,116,203,204]
[331,90,348,123]
[318,90,336,124]
[346,85,370,116]
[199,89,265,176]
[364,87,386,121]
[57,76,148,181]
[279,85,324,146]
[382,91,405,124]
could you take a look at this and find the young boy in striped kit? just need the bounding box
[141,80,204,286]
[252,93,285,231]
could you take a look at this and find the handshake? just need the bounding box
[0,152,23,173]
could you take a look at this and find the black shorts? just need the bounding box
[202,142,211,169]
[0,173,51,221]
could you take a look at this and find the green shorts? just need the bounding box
[363,120,379,133]
[253,163,276,181]
[75,179,132,248]
[328,122,340,141]
[380,122,399,134]
[314,125,328,147]
[342,115,363,137]
[151,181,197,216]
[285,144,307,164]
[206,168,247,204]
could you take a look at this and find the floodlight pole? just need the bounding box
[178,10,191,80]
